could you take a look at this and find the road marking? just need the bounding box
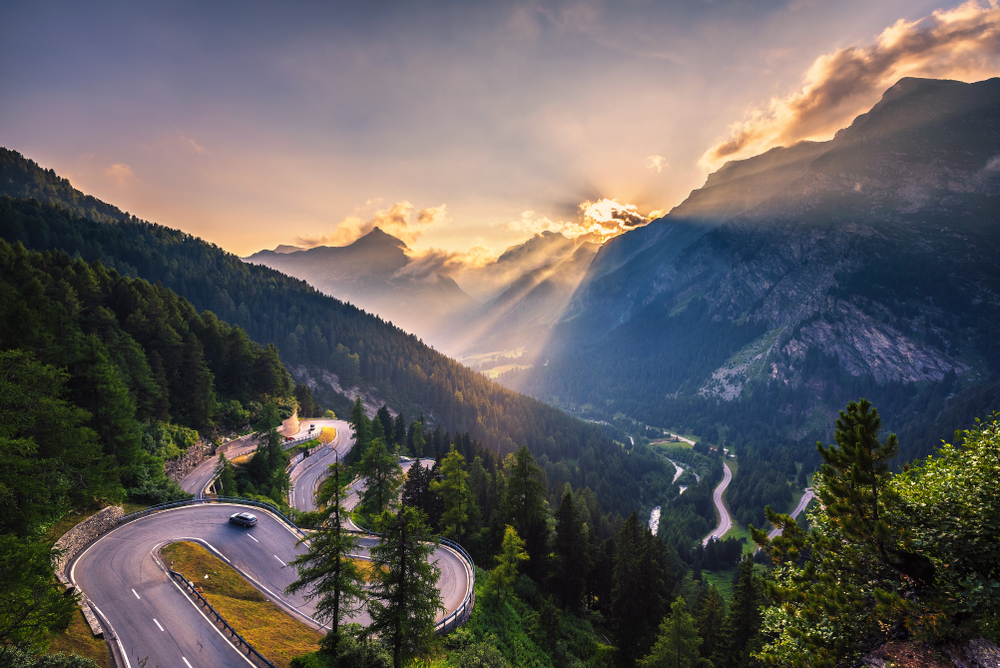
[273,554,284,565]
[132,588,140,599]
[153,618,164,631]
[182,657,194,668]
[247,534,259,543]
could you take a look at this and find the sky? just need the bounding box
[3,0,999,260]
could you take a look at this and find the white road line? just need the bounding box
[273,554,284,565]
[153,618,164,631]
[247,534,259,543]
[182,657,194,668]
[132,588,140,599]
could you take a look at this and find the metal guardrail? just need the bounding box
[169,569,277,668]
[119,496,307,538]
[349,520,477,635]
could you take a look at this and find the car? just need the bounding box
[229,512,257,527]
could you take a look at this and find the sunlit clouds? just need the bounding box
[700,0,1000,170]
[297,201,448,248]
[647,155,668,173]
[508,199,656,244]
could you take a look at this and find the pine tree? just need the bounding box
[217,453,236,496]
[431,446,477,544]
[694,585,726,666]
[367,506,443,668]
[551,490,590,610]
[638,596,703,668]
[358,439,403,518]
[499,445,549,581]
[718,558,763,668]
[348,396,371,462]
[285,461,365,658]
[611,512,672,667]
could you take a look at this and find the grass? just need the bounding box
[701,566,738,602]
[161,541,323,668]
[46,606,112,667]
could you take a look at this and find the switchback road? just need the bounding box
[702,461,733,546]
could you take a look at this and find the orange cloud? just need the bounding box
[105,163,135,187]
[297,200,447,248]
[508,198,654,243]
[700,0,1000,170]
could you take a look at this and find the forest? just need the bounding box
[0,147,675,521]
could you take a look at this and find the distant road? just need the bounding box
[287,420,354,512]
[766,488,816,540]
[702,461,733,546]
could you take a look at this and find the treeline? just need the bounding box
[0,148,673,520]
[0,238,293,502]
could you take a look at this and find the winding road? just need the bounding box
[702,461,734,546]
[71,422,474,668]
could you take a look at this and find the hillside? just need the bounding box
[0,151,668,518]
[503,77,1000,464]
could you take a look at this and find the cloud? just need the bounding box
[297,200,448,248]
[507,198,654,243]
[700,0,1000,170]
[105,163,135,187]
[647,155,668,172]
[177,131,210,156]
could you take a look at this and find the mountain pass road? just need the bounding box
[702,461,733,546]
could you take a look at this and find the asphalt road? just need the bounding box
[288,420,354,512]
[72,421,472,668]
[702,461,734,546]
[766,487,816,540]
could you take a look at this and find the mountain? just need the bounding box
[504,77,1000,462]
[0,148,673,518]
[245,228,479,349]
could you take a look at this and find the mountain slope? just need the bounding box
[245,229,479,347]
[505,77,1000,461]
[0,150,669,517]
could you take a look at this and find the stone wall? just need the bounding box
[54,506,125,580]
[164,439,214,484]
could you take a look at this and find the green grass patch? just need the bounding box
[701,567,737,603]
[46,606,112,667]
[161,541,323,668]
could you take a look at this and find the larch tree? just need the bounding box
[366,506,443,668]
[485,525,529,606]
[431,446,477,544]
[638,596,703,668]
[285,460,365,658]
[358,438,403,518]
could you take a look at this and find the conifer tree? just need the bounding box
[358,439,403,518]
[286,461,364,658]
[431,446,477,544]
[638,596,703,668]
[694,585,727,666]
[486,525,529,606]
[551,490,590,610]
[499,445,549,580]
[217,452,236,496]
[348,396,371,462]
[367,506,443,668]
[717,558,763,668]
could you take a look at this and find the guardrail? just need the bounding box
[119,496,307,538]
[169,569,277,668]
[349,520,476,635]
